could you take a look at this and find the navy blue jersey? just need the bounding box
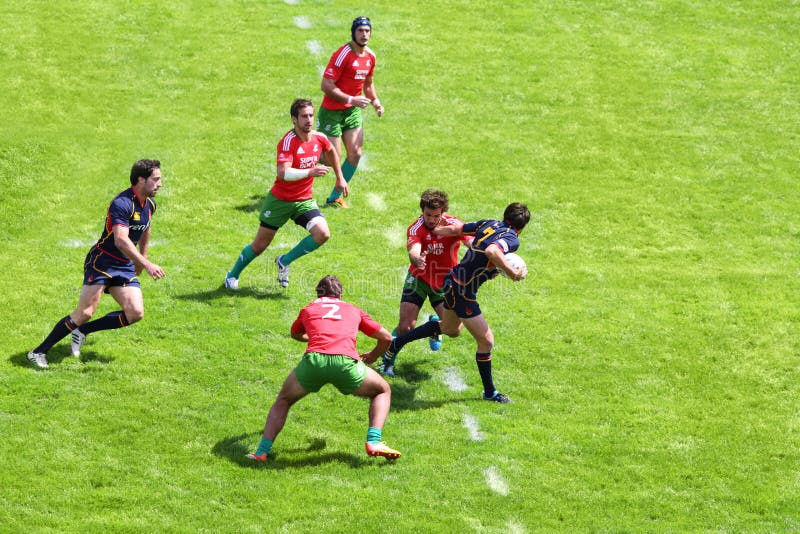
[92,188,156,263]
[451,219,521,291]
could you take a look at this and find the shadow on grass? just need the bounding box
[8,349,114,369]
[173,285,289,302]
[213,433,392,470]
[389,381,465,412]
[234,195,263,214]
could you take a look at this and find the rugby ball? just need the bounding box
[500,252,527,279]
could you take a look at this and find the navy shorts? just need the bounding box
[442,275,482,319]
[83,248,140,291]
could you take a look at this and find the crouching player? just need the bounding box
[246,275,401,461]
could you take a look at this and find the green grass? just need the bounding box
[2,0,799,531]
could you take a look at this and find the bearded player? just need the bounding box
[381,189,471,377]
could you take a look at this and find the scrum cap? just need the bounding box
[351,16,372,40]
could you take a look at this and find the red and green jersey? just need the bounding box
[407,213,470,290]
[270,129,332,201]
[291,297,382,360]
[321,43,377,111]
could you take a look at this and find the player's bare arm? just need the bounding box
[360,327,393,364]
[485,244,525,281]
[277,161,329,180]
[433,220,464,237]
[407,242,426,270]
[291,330,309,342]
[363,76,383,117]
[324,147,349,196]
[113,224,165,280]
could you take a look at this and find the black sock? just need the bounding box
[476,352,495,396]
[81,311,130,335]
[394,318,441,352]
[34,315,78,354]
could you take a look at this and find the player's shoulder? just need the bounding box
[147,197,157,213]
[407,215,426,236]
[111,188,135,207]
[332,43,352,62]
[365,46,377,60]
[278,129,298,150]
[310,130,329,141]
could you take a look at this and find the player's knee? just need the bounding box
[73,309,94,324]
[251,240,268,254]
[396,322,414,335]
[442,324,461,338]
[313,230,330,245]
[125,306,144,324]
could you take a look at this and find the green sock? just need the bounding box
[281,235,320,266]
[256,436,273,456]
[228,244,258,278]
[366,427,382,444]
[327,160,357,202]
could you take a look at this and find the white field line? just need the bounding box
[462,413,484,441]
[484,466,509,496]
[306,40,324,56]
[442,366,468,392]
[293,16,311,29]
[365,192,386,211]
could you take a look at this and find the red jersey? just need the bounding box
[291,297,382,360]
[270,129,332,201]
[321,43,377,111]
[407,214,470,289]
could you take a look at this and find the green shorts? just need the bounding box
[316,106,363,138]
[295,352,367,395]
[259,192,321,229]
[401,271,445,309]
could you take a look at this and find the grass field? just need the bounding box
[2,0,799,531]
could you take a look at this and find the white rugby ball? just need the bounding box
[500,252,527,279]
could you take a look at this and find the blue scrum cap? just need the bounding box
[351,16,372,40]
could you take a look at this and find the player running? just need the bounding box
[317,16,384,209]
[380,203,530,403]
[224,99,347,290]
[28,159,165,368]
[246,275,401,462]
[381,189,472,377]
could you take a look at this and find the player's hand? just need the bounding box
[144,261,165,280]
[335,178,349,197]
[508,266,526,281]
[374,104,384,117]
[309,165,329,177]
[352,96,371,109]
[360,351,378,364]
[412,253,426,270]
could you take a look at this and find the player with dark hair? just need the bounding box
[381,189,472,377]
[225,99,347,290]
[246,275,401,462]
[317,16,383,209]
[28,159,165,368]
[380,203,531,403]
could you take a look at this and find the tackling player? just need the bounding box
[28,159,165,368]
[380,203,531,403]
[246,275,401,462]
[317,16,384,209]
[381,189,472,377]
[224,99,347,290]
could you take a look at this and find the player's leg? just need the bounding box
[248,370,310,461]
[326,109,364,205]
[72,284,143,357]
[381,284,424,376]
[225,225,277,289]
[461,314,509,403]
[438,308,463,338]
[29,284,104,367]
[275,207,327,288]
[226,193,287,288]
[352,366,401,459]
